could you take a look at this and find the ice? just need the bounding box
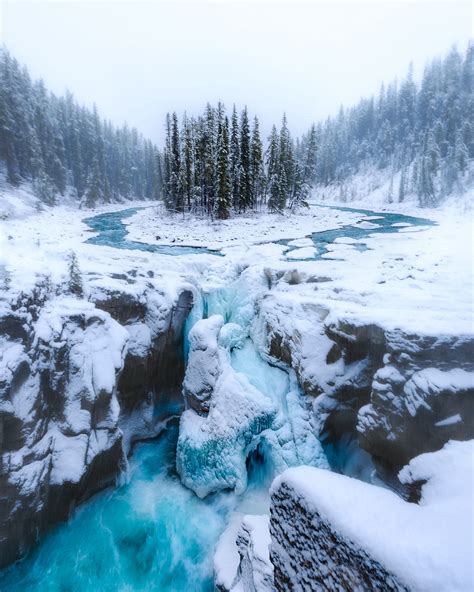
[286,246,317,259]
[177,273,328,499]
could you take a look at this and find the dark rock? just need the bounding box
[270,481,408,591]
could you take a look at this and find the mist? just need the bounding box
[1,0,472,144]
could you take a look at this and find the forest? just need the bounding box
[0,44,472,212]
[299,44,473,206]
[0,48,162,207]
[161,106,312,218]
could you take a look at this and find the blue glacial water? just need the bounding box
[83,207,223,256]
[82,204,435,260]
[0,419,235,592]
[277,205,435,259]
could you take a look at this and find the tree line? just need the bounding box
[162,104,313,218]
[298,44,473,206]
[0,47,162,207]
[1,44,471,212]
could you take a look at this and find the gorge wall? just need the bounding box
[0,277,192,568]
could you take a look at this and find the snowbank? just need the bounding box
[271,440,474,591]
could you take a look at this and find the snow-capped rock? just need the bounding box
[357,330,474,469]
[269,440,473,592]
[260,294,474,478]
[182,314,224,414]
[215,514,274,592]
[0,278,193,568]
[0,296,127,568]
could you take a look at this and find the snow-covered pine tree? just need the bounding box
[238,107,252,211]
[181,113,195,210]
[170,112,183,212]
[0,48,161,206]
[215,116,232,219]
[230,105,240,209]
[250,116,264,208]
[67,251,83,297]
[83,156,104,208]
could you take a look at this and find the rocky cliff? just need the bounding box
[260,292,474,481]
[269,441,472,592]
[0,277,192,568]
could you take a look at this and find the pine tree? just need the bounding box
[250,116,264,208]
[215,116,232,219]
[238,107,252,211]
[84,157,104,208]
[0,48,160,207]
[398,164,407,202]
[279,114,294,204]
[418,154,436,207]
[170,112,183,211]
[67,251,83,297]
[230,105,240,208]
[181,113,194,210]
[266,125,280,204]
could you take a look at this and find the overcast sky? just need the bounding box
[0,0,472,143]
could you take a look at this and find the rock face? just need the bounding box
[260,294,474,477]
[0,281,193,568]
[269,442,473,592]
[95,285,193,411]
[269,479,407,592]
[357,330,474,469]
[0,297,127,568]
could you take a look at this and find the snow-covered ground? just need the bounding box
[1,191,472,338]
[124,202,364,249]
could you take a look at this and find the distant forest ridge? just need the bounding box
[300,42,473,206]
[0,43,472,211]
[0,47,162,207]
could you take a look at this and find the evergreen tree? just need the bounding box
[0,48,161,206]
[84,157,104,208]
[250,116,264,208]
[230,105,240,208]
[215,116,232,219]
[67,251,83,297]
[238,107,252,211]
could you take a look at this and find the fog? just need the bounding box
[1,0,472,144]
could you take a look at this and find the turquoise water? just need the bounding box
[0,420,234,592]
[84,207,223,256]
[277,205,435,260]
[83,205,435,260]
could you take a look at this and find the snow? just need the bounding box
[1,184,471,343]
[215,513,273,592]
[403,368,474,416]
[272,440,474,592]
[214,514,244,590]
[285,246,317,259]
[124,203,362,249]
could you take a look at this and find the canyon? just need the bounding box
[0,199,472,590]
